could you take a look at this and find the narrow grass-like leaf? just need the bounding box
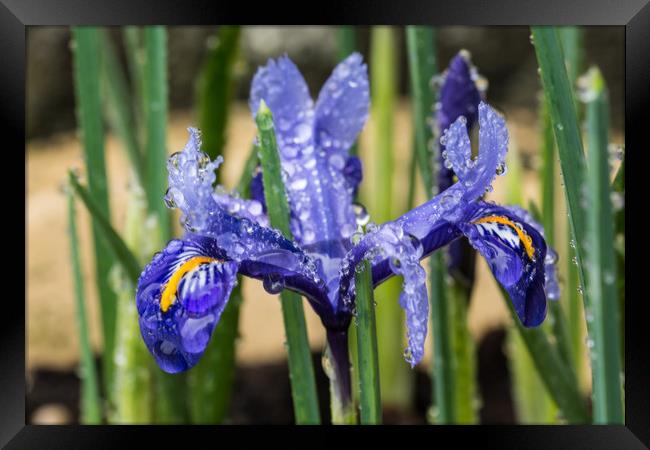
[405,26,459,424]
[583,68,624,423]
[68,171,141,284]
[196,26,240,161]
[67,192,103,424]
[558,27,583,90]
[71,27,118,386]
[505,147,557,423]
[256,101,321,424]
[531,31,595,406]
[538,98,574,370]
[611,158,624,362]
[369,26,413,412]
[184,27,242,424]
[108,188,155,424]
[122,27,145,143]
[448,284,477,423]
[557,26,586,390]
[354,260,382,424]
[143,26,171,241]
[500,286,589,423]
[187,145,256,424]
[531,27,588,286]
[405,26,436,196]
[236,144,260,195]
[99,29,144,185]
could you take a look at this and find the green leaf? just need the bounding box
[557,27,587,390]
[70,27,118,385]
[108,189,155,424]
[406,26,462,424]
[143,26,171,241]
[99,29,144,185]
[196,26,241,162]
[256,101,321,424]
[187,144,257,424]
[507,145,558,424]
[583,67,624,423]
[370,26,413,412]
[531,26,589,318]
[68,171,141,284]
[500,286,589,423]
[354,260,382,424]
[67,192,103,424]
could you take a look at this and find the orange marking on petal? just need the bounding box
[472,215,535,260]
[160,256,217,312]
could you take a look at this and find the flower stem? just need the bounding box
[325,329,357,424]
[354,260,382,424]
[256,101,321,424]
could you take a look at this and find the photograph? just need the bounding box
[21,23,631,432]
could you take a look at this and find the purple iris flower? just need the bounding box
[436,50,486,289]
[135,54,559,404]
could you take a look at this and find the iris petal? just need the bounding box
[213,186,268,227]
[459,202,548,327]
[249,55,314,157]
[340,222,430,366]
[503,205,561,301]
[441,102,508,204]
[136,236,239,373]
[313,52,370,155]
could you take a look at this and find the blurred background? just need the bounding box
[26,26,623,424]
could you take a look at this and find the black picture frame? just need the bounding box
[5,0,647,447]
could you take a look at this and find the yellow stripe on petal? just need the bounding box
[472,215,535,260]
[160,256,217,312]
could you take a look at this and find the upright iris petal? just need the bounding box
[249,53,369,310]
[437,52,486,286]
[437,50,485,193]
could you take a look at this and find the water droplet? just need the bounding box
[290,178,308,190]
[610,192,624,211]
[495,162,507,176]
[262,274,285,295]
[294,123,312,143]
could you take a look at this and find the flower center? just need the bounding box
[160,256,217,312]
[472,215,535,260]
